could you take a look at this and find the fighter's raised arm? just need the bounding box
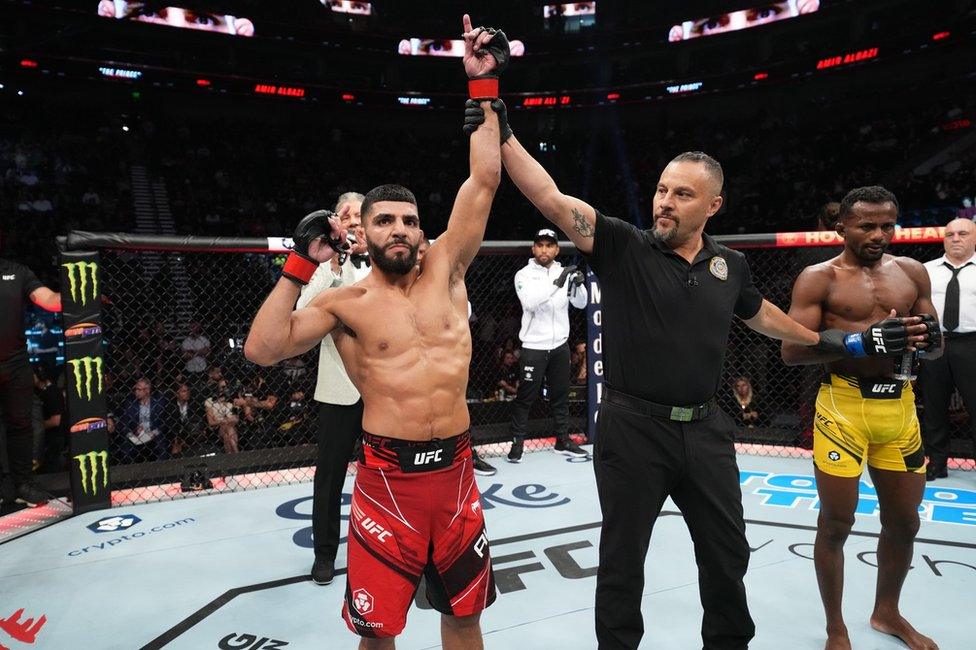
[429,14,502,279]
[244,208,350,366]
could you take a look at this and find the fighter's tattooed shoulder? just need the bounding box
[571,207,594,238]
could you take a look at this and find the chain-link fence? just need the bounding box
[32,235,974,507]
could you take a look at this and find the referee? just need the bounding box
[920,217,976,481]
[0,256,60,508]
[295,191,368,585]
[483,99,890,648]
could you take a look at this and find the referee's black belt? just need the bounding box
[603,385,715,422]
[944,331,975,341]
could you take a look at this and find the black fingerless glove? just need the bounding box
[813,317,910,358]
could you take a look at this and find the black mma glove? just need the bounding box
[461,99,513,143]
[568,271,585,289]
[814,316,911,358]
[281,210,346,286]
[917,313,943,355]
[553,265,577,289]
[468,28,510,100]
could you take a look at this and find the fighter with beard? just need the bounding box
[246,15,505,647]
[783,186,941,650]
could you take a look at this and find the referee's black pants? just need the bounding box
[0,361,34,487]
[312,399,363,563]
[920,333,976,470]
[509,343,571,441]
[593,401,754,650]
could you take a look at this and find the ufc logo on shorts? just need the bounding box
[473,532,489,558]
[871,383,898,394]
[871,327,887,353]
[414,449,443,465]
[360,517,392,543]
[523,365,534,381]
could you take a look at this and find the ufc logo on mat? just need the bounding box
[871,328,887,353]
[414,449,443,465]
[871,384,898,394]
[360,517,392,543]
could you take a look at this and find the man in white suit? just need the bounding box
[295,191,369,585]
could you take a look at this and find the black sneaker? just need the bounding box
[472,453,497,476]
[925,466,948,482]
[554,439,589,458]
[507,439,524,463]
[311,558,335,585]
[15,481,53,507]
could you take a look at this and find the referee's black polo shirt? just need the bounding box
[585,212,763,406]
[0,258,43,366]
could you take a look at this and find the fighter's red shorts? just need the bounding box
[342,430,496,638]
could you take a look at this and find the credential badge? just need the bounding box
[709,256,728,281]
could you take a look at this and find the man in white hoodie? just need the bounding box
[507,228,588,461]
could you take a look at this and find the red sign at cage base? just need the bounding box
[816,47,879,70]
[776,227,945,248]
[0,608,48,647]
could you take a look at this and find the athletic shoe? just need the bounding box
[554,439,589,458]
[311,558,335,585]
[472,453,497,476]
[507,439,524,463]
[925,466,948,482]
[15,481,52,507]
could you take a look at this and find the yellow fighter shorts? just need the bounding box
[813,373,926,478]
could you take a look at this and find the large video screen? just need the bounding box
[97,1,255,37]
[668,1,820,42]
[321,0,372,16]
[398,38,526,57]
[543,2,596,31]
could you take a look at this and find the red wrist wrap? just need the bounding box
[282,252,318,285]
[468,77,498,100]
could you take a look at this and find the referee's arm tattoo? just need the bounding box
[571,207,594,237]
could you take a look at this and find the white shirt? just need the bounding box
[514,258,587,351]
[127,402,161,445]
[181,334,210,373]
[924,253,976,334]
[296,258,370,405]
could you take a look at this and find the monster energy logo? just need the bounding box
[62,261,99,306]
[74,450,109,496]
[68,356,104,401]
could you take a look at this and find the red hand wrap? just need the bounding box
[468,77,498,100]
[281,252,318,285]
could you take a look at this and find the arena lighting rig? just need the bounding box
[4,27,964,110]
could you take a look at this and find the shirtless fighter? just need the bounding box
[783,186,941,650]
[245,16,507,648]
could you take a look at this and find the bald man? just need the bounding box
[920,217,976,480]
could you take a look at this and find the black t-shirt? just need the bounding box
[0,259,43,365]
[585,212,763,405]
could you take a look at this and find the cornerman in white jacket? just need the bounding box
[507,228,588,462]
[294,191,370,586]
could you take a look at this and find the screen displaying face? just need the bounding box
[668,0,820,42]
[97,1,255,37]
[321,0,372,16]
[543,2,596,18]
[397,38,526,57]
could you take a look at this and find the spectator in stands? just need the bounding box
[117,377,168,463]
[31,320,60,373]
[239,372,279,449]
[571,341,587,385]
[205,378,240,453]
[496,350,520,398]
[165,382,204,456]
[32,364,66,473]
[720,376,765,429]
[181,321,210,379]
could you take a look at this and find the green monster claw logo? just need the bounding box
[61,261,99,306]
[74,450,109,496]
[67,357,104,401]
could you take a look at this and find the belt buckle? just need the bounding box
[670,406,694,422]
